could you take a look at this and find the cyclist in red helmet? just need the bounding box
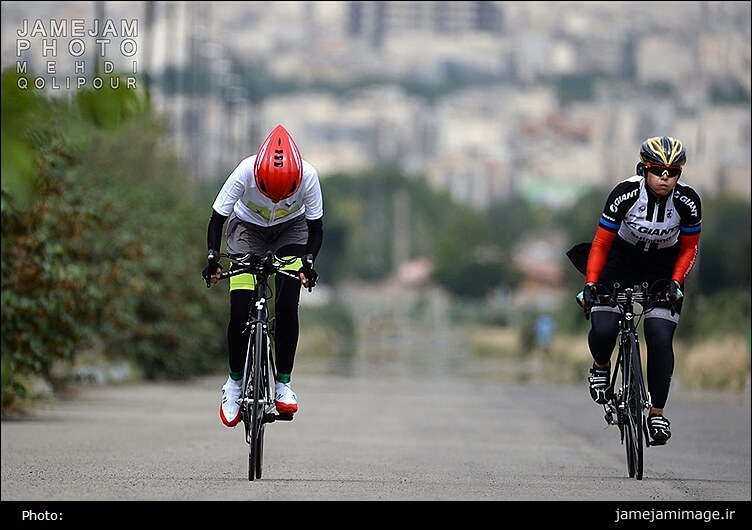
[202,124,324,427]
[567,136,702,445]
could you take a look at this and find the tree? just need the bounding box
[695,194,751,295]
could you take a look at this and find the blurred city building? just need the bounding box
[2,1,750,206]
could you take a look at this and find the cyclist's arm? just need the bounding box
[207,209,228,254]
[672,232,700,284]
[208,159,251,254]
[585,226,617,283]
[671,184,702,285]
[585,180,636,283]
[305,217,323,260]
[301,160,323,261]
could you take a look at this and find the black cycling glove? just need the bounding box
[667,280,683,303]
[202,250,223,287]
[582,281,598,309]
[299,254,318,290]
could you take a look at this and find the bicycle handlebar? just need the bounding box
[214,251,301,283]
[578,280,678,318]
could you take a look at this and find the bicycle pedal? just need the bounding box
[276,412,294,421]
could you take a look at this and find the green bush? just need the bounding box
[1,70,227,413]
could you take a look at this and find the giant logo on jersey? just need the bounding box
[675,191,699,218]
[624,222,677,236]
[609,188,639,213]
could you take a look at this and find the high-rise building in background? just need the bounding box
[2,1,749,205]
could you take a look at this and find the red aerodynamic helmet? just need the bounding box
[254,125,303,202]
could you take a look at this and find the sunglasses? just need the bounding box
[646,165,682,178]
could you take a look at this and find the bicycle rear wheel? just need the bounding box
[624,333,644,480]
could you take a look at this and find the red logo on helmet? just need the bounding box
[254,125,303,202]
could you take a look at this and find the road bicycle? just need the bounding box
[579,280,677,480]
[214,251,305,481]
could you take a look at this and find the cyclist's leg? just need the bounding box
[226,215,265,378]
[228,289,255,376]
[588,254,629,370]
[218,287,256,427]
[589,308,620,366]
[272,238,306,414]
[641,259,682,413]
[644,308,679,443]
[220,215,263,426]
[587,307,620,404]
[644,310,679,410]
[271,272,302,414]
[274,272,302,376]
[271,225,308,382]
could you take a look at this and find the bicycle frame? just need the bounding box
[607,286,650,480]
[242,272,276,481]
[589,281,671,481]
[217,252,299,481]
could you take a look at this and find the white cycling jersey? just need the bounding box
[212,154,323,227]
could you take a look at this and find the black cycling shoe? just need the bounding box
[588,363,611,405]
[647,414,671,445]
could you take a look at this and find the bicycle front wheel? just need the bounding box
[624,333,644,480]
[240,330,255,481]
[249,322,268,481]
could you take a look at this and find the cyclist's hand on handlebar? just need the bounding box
[667,280,683,303]
[202,250,223,287]
[299,254,318,292]
[576,282,598,320]
[667,280,683,316]
[582,281,598,310]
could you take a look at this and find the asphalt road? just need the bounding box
[2,370,750,514]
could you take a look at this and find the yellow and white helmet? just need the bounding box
[639,136,686,168]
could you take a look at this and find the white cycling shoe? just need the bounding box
[219,376,242,427]
[274,382,298,414]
